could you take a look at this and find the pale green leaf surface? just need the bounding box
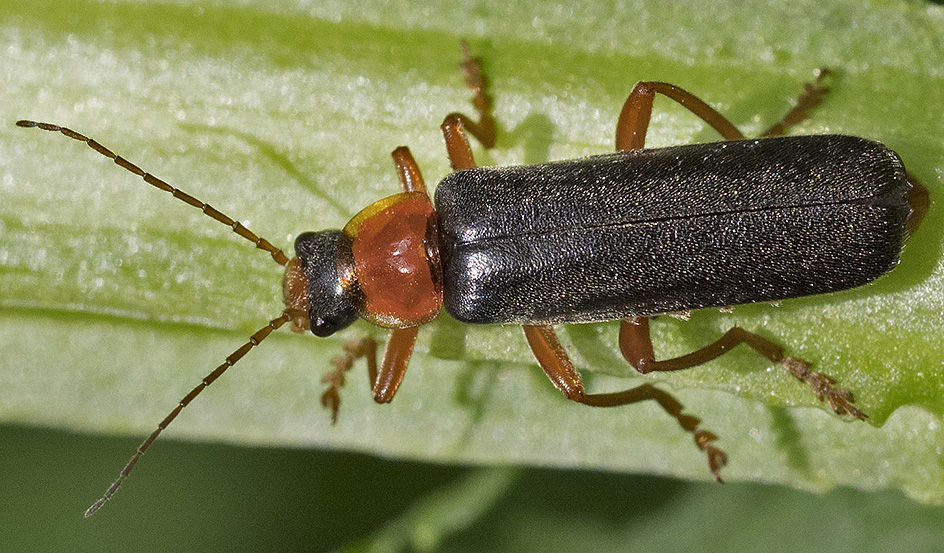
[2,0,943,506]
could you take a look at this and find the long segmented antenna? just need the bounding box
[16,120,300,515]
[15,120,289,267]
[83,312,294,517]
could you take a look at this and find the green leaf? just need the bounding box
[2,0,943,512]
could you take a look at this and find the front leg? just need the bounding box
[321,337,378,423]
[321,326,421,421]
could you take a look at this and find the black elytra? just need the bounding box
[436,135,909,324]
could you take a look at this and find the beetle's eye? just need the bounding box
[310,306,359,337]
[311,318,338,337]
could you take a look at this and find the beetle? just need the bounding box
[17,46,928,517]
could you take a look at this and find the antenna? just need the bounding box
[16,120,302,515]
[84,313,293,517]
[15,120,289,267]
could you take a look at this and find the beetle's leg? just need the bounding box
[392,146,428,194]
[523,324,728,481]
[441,115,478,170]
[320,327,420,419]
[372,326,421,403]
[441,42,497,171]
[616,70,832,150]
[760,69,831,137]
[618,317,866,420]
[321,337,379,423]
[444,40,497,150]
[615,82,745,151]
[390,146,426,192]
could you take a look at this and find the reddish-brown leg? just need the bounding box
[615,81,745,151]
[616,70,833,151]
[523,325,728,480]
[392,146,428,194]
[614,73,865,420]
[618,318,866,420]
[372,326,421,402]
[441,115,479,170]
[441,42,499,170]
[443,41,497,150]
[760,69,831,137]
[322,337,379,423]
[320,327,421,420]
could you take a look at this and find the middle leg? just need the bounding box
[523,324,728,480]
[441,42,499,171]
[615,70,832,151]
[444,40,497,150]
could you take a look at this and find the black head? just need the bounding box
[293,230,362,337]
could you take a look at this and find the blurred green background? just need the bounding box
[5,422,944,552]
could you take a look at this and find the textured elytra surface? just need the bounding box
[437,135,910,323]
